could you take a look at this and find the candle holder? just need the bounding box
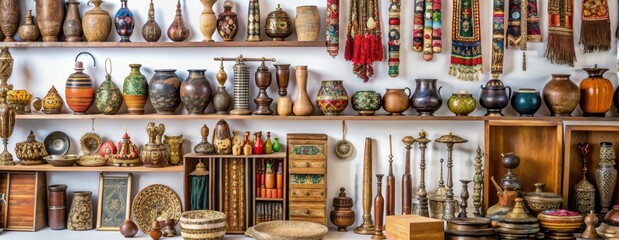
[435,132,468,220]
[354,138,375,235]
[458,180,471,218]
[401,136,415,215]
[0,47,15,166]
[472,146,484,217]
[415,130,431,217]
[572,142,596,214]
[429,159,459,219]
[386,135,395,216]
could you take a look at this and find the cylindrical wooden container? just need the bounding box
[295,6,320,41]
[48,184,68,230]
[35,0,65,42]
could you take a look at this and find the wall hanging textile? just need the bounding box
[388,0,401,77]
[413,0,424,52]
[326,0,339,58]
[413,0,442,61]
[450,0,483,81]
[545,0,576,66]
[345,0,384,82]
[579,0,610,53]
[491,0,505,76]
[527,0,541,41]
[507,0,527,50]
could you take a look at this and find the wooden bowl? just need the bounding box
[44,154,80,166]
[246,221,328,240]
[537,209,583,233]
[180,210,226,240]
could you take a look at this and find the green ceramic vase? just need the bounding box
[122,64,148,114]
[272,137,281,152]
[95,74,123,114]
[447,90,476,116]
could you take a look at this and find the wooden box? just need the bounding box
[385,215,444,240]
[0,171,47,231]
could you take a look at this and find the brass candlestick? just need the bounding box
[401,136,415,215]
[572,143,596,214]
[415,130,431,217]
[472,146,484,217]
[458,180,471,218]
[355,138,375,235]
[372,174,386,240]
[435,132,468,220]
[386,135,395,216]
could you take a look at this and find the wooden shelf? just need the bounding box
[184,152,286,159]
[0,164,184,172]
[0,41,325,48]
[255,198,284,201]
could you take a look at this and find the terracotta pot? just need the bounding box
[382,88,411,115]
[167,0,189,42]
[82,0,112,42]
[330,187,355,232]
[217,0,238,41]
[114,0,134,42]
[265,4,293,41]
[542,74,580,116]
[277,96,292,116]
[120,219,138,237]
[410,79,443,116]
[48,184,67,230]
[18,10,40,42]
[200,0,218,42]
[479,78,511,116]
[511,88,541,117]
[122,64,148,115]
[67,191,93,231]
[351,90,382,116]
[36,0,65,42]
[447,90,476,116]
[181,69,212,114]
[63,0,82,42]
[65,60,95,114]
[0,0,19,41]
[295,6,319,41]
[579,66,612,117]
[149,69,181,115]
[142,0,162,42]
[292,65,314,116]
[316,80,348,116]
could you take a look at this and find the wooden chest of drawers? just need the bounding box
[287,134,328,225]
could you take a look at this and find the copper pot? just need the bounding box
[382,88,411,116]
[542,74,580,116]
[330,187,355,232]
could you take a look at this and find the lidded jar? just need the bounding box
[479,78,511,116]
[579,65,612,117]
[447,90,476,116]
[330,187,355,232]
[265,4,293,41]
[42,85,63,114]
[65,52,96,114]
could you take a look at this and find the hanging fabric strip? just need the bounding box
[326,0,340,58]
[520,0,528,50]
[450,0,483,81]
[545,0,575,66]
[423,0,434,61]
[579,0,610,53]
[527,0,541,41]
[431,0,442,53]
[351,0,383,82]
[388,0,401,77]
[507,0,526,48]
[413,0,424,52]
[344,0,359,61]
[491,0,505,76]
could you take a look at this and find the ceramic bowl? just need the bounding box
[7,90,32,104]
[246,220,329,240]
[523,192,563,216]
[537,209,583,233]
[44,154,80,166]
[77,155,106,167]
[180,210,226,240]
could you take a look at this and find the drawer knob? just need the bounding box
[305,163,311,167]
[305,209,310,214]
[306,192,311,196]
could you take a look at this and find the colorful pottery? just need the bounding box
[537,209,583,239]
[410,79,443,116]
[164,135,183,165]
[43,85,63,114]
[114,0,134,42]
[265,4,293,41]
[149,69,181,115]
[35,0,65,42]
[98,140,117,158]
[63,0,82,42]
[18,10,40,42]
[199,0,218,42]
[82,0,112,42]
[0,0,19,41]
[542,74,580,116]
[217,0,238,41]
[95,60,123,115]
[167,0,190,42]
[142,0,162,42]
[272,137,280,152]
[111,132,141,167]
[316,80,348,116]
[293,65,314,116]
[447,90,476,116]
[6,90,33,114]
[330,187,356,232]
[65,53,96,114]
[510,88,542,117]
[67,191,93,231]
[382,88,411,115]
[295,6,320,41]
[123,64,148,115]
[480,78,511,116]
[212,119,232,155]
[141,122,170,168]
[351,90,382,116]
[181,69,212,115]
[579,65,612,117]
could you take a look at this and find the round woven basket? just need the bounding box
[246,221,328,240]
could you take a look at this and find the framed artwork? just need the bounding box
[97,173,132,231]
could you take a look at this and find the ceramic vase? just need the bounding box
[217,0,238,41]
[596,142,617,214]
[63,0,82,42]
[67,191,93,231]
[351,91,381,116]
[181,69,212,114]
[82,0,112,42]
[149,69,181,114]
[36,0,65,42]
[511,88,541,117]
[543,74,580,116]
[65,61,95,114]
[382,88,411,115]
[579,66,612,117]
[0,0,19,41]
[95,73,123,115]
[265,4,293,41]
[164,135,183,165]
[330,187,355,232]
[212,119,232,155]
[293,66,314,116]
[18,10,40,42]
[447,90,476,116]
[48,184,67,230]
[200,0,218,42]
[272,137,281,152]
[42,85,63,114]
[123,64,148,114]
[480,78,511,116]
[316,80,348,116]
[114,0,134,42]
[167,0,189,42]
[245,0,261,41]
[142,0,161,42]
[213,86,231,115]
[295,6,320,41]
[410,79,443,116]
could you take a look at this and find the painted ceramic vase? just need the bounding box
[480,78,511,116]
[142,0,162,42]
[410,79,443,116]
[293,66,314,116]
[212,119,232,155]
[181,69,213,114]
[382,88,411,115]
[217,0,238,41]
[265,4,293,41]
[579,66,612,117]
[200,0,218,42]
[114,0,134,42]
[543,74,580,116]
[67,191,93,231]
[149,69,181,114]
[0,0,19,41]
[351,90,381,116]
[272,137,280,152]
[65,61,95,114]
[123,64,148,115]
[447,90,476,116]
[167,0,190,42]
[295,6,320,41]
[18,10,40,42]
[164,135,183,165]
[82,0,112,42]
[36,0,65,42]
[511,88,541,117]
[95,73,123,115]
[316,80,348,116]
[42,85,63,114]
[63,0,82,42]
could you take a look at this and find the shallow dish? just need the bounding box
[246,220,328,240]
[77,155,106,167]
[80,132,101,156]
[44,131,70,155]
[44,154,80,166]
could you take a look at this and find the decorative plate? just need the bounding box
[44,131,70,155]
[245,221,329,240]
[132,184,182,233]
[80,132,101,155]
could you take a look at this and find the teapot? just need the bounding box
[480,78,511,116]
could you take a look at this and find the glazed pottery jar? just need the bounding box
[316,80,349,116]
[543,74,580,116]
[330,187,355,232]
[63,0,82,42]
[18,10,40,42]
[65,54,96,114]
[579,66,612,117]
[447,90,476,116]
[293,66,314,116]
[217,0,238,41]
[410,79,443,116]
[82,0,112,42]
[199,0,218,42]
[123,64,148,114]
[181,69,212,115]
[36,0,65,42]
[95,67,123,115]
[596,142,617,214]
[295,6,320,41]
[0,0,19,41]
[265,4,293,41]
[479,78,511,116]
[382,88,411,115]
[114,0,135,42]
[67,191,93,231]
[48,184,67,230]
[120,219,138,237]
[43,85,63,114]
[149,69,181,115]
[142,0,162,42]
[351,90,381,116]
[164,135,183,165]
[167,0,190,42]
[510,88,542,117]
[212,119,232,155]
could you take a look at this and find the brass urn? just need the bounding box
[0,47,15,166]
[330,187,356,232]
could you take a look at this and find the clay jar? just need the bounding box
[123,64,148,114]
[18,10,40,42]
[35,0,65,42]
[511,88,541,117]
[120,219,138,237]
[265,4,293,41]
[149,69,181,114]
[181,69,213,114]
[63,0,82,42]
[543,74,580,116]
[382,88,411,116]
[330,187,355,232]
[579,66,612,117]
[295,6,320,41]
[410,79,443,116]
[82,0,112,42]
[0,0,19,41]
[316,80,348,116]
[351,90,382,116]
[142,0,162,42]
[447,90,476,116]
[67,191,93,231]
[479,78,511,116]
[217,0,238,41]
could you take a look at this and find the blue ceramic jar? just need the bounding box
[511,88,541,117]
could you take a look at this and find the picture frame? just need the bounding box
[96,173,132,231]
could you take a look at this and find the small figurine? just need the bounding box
[111,132,141,166]
[243,131,252,156]
[231,130,242,156]
[162,218,177,237]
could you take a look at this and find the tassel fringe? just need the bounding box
[580,19,611,53]
[449,64,483,81]
[344,36,354,61]
[545,33,576,66]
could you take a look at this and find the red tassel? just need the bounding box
[344,36,354,61]
[374,36,384,61]
[363,34,372,64]
[352,35,363,64]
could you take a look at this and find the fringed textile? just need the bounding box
[545,0,576,66]
[450,0,483,81]
[579,0,610,53]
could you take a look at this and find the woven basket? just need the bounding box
[246,221,328,240]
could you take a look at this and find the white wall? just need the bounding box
[6,0,618,229]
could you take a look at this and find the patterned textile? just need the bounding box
[545,0,576,66]
[491,0,505,76]
[580,0,610,53]
[450,0,483,81]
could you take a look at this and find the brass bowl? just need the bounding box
[77,155,106,167]
[537,209,583,233]
[7,90,32,104]
[523,192,563,216]
[44,154,80,166]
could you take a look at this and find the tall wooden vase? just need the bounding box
[36,0,65,42]
[293,66,314,116]
[0,0,19,42]
[200,0,218,42]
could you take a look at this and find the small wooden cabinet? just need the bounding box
[0,171,47,231]
[287,134,328,225]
